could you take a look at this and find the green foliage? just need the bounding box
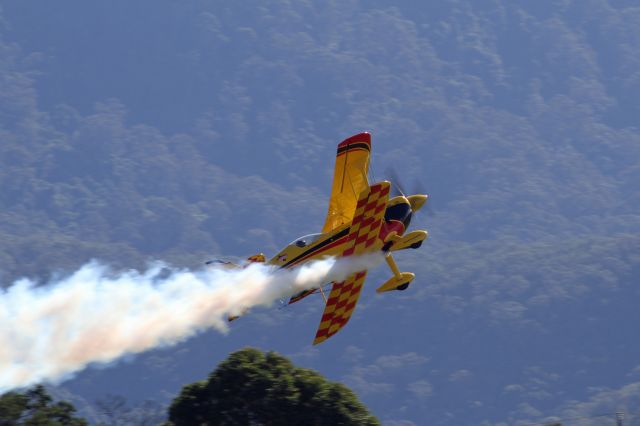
[166,348,380,426]
[0,385,87,426]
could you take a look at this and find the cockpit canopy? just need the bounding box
[289,233,323,248]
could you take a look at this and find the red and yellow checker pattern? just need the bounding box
[313,181,390,345]
[313,271,368,345]
[343,182,390,256]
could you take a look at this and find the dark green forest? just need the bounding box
[0,1,638,425]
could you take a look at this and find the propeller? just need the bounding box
[385,166,407,198]
[384,167,435,217]
[412,178,435,217]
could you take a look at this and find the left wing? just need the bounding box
[313,271,368,345]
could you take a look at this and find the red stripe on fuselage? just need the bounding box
[284,234,353,269]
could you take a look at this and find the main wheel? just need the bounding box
[410,241,422,249]
[396,283,409,291]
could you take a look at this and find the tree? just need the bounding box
[166,348,380,426]
[0,385,87,426]
[95,394,165,426]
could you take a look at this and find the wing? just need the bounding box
[321,133,371,233]
[313,271,368,345]
[312,182,390,345]
[342,181,390,256]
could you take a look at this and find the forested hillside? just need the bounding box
[1,1,638,425]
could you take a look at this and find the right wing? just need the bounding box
[321,133,371,233]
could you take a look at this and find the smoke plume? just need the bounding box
[0,254,382,393]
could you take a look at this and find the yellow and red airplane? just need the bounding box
[226,133,429,344]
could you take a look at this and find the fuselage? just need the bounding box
[268,197,413,269]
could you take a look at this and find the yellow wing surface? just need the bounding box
[313,181,390,345]
[321,133,371,233]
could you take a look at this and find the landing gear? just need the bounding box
[410,241,422,249]
[375,254,415,293]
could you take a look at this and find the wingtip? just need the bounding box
[337,132,371,149]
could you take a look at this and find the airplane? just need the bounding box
[216,133,429,344]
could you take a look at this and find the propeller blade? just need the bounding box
[385,166,407,197]
[386,166,435,217]
[413,178,435,216]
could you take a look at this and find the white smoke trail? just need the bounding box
[0,254,383,393]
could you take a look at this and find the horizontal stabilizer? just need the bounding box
[205,259,239,269]
[247,253,266,263]
[288,288,317,304]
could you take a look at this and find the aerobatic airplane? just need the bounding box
[219,133,429,344]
